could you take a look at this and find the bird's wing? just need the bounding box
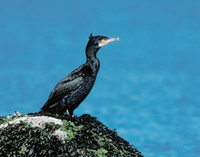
[43,65,86,107]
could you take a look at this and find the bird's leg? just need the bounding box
[61,97,73,117]
[60,98,69,116]
[69,109,74,117]
[63,109,74,117]
[63,110,71,117]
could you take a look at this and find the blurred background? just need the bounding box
[0,1,199,156]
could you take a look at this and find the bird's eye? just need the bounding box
[94,41,99,45]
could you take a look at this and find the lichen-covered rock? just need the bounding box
[0,112,143,157]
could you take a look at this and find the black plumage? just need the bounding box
[40,34,119,116]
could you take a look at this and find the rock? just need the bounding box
[0,112,143,157]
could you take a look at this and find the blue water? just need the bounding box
[0,1,200,156]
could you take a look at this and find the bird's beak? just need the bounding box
[99,37,120,47]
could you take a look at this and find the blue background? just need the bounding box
[0,1,200,156]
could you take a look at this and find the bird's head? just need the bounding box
[86,33,120,58]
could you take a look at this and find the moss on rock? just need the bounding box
[0,112,143,157]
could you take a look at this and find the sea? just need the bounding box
[0,1,199,156]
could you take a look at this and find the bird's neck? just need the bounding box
[85,46,100,73]
[86,56,100,73]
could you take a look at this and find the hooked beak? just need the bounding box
[99,37,120,47]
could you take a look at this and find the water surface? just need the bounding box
[0,1,200,156]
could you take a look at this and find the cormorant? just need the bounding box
[40,34,119,116]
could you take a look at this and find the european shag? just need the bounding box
[40,34,119,116]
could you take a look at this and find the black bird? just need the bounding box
[41,34,119,116]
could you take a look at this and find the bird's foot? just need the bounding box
[63,110,74,118]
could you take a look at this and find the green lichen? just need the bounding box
[44,122,61,132]
[91,134,130,156]
[88,148,108,157]
[61,120,83,140]
[25,121,32,128]
[0,113,26,125]
[97,135,111,146]
[42,119,83,141]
